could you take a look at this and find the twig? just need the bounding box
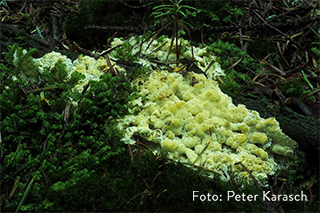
[15,175,36,213]
[308,26,320,40]
[180,21,194,59]
[0,128,2,158]
[98,44,122,57]
[276,42,290,67]
[197,174,209,194]
[150,41,168,55]
[9,176,21,197]
[193,142,210,164]
[41,170,48,186]
[166,28,175,62]
[234,162,262,191]
[201,28,204,47]
[307,174,316,211]
[127,144,134,162]
[117,0,156,9]
[62,99,71,124]
[135,141,151,151]
[150,172,162,186]
[260,60,286,75]
[252,10,304,51]
[25,86,60,94]
[251,67,267,83]
[51,15,58,40]
[105,55,117,76]
[146,21,173,52]
[239,20,244,51]
[138,25,147,57]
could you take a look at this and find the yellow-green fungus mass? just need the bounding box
[118,71,297,186]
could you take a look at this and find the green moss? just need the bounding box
[1,45,318,212]
[113,40,137,62]
[247,38,278,60]
[311,42,320,58]
[206,39,260,93]
[283,79,307,97]
[2,44,38,82]
[0,45,133,211]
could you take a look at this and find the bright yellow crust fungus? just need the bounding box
[118,71,297,186]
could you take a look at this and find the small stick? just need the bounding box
[197,174,209,194]
[234,161,262,191]
[26,86,59,94]
[193,142,210,164]
[253,10,303,51]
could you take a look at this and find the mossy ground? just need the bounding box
[1,43,318,212]
[1,0,319,211]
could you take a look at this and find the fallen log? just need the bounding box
[230,94,320,169]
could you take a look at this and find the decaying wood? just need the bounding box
[0,22,77,59]
[231,93,320,168]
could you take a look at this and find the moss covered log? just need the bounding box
[230,94,320,168]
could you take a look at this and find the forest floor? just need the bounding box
[1,0,319,212]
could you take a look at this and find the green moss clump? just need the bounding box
[206,39,261,94]
[2,44,38,82]
[283,79,306,97]
[0,45,133,211]
[193,1,245,26]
